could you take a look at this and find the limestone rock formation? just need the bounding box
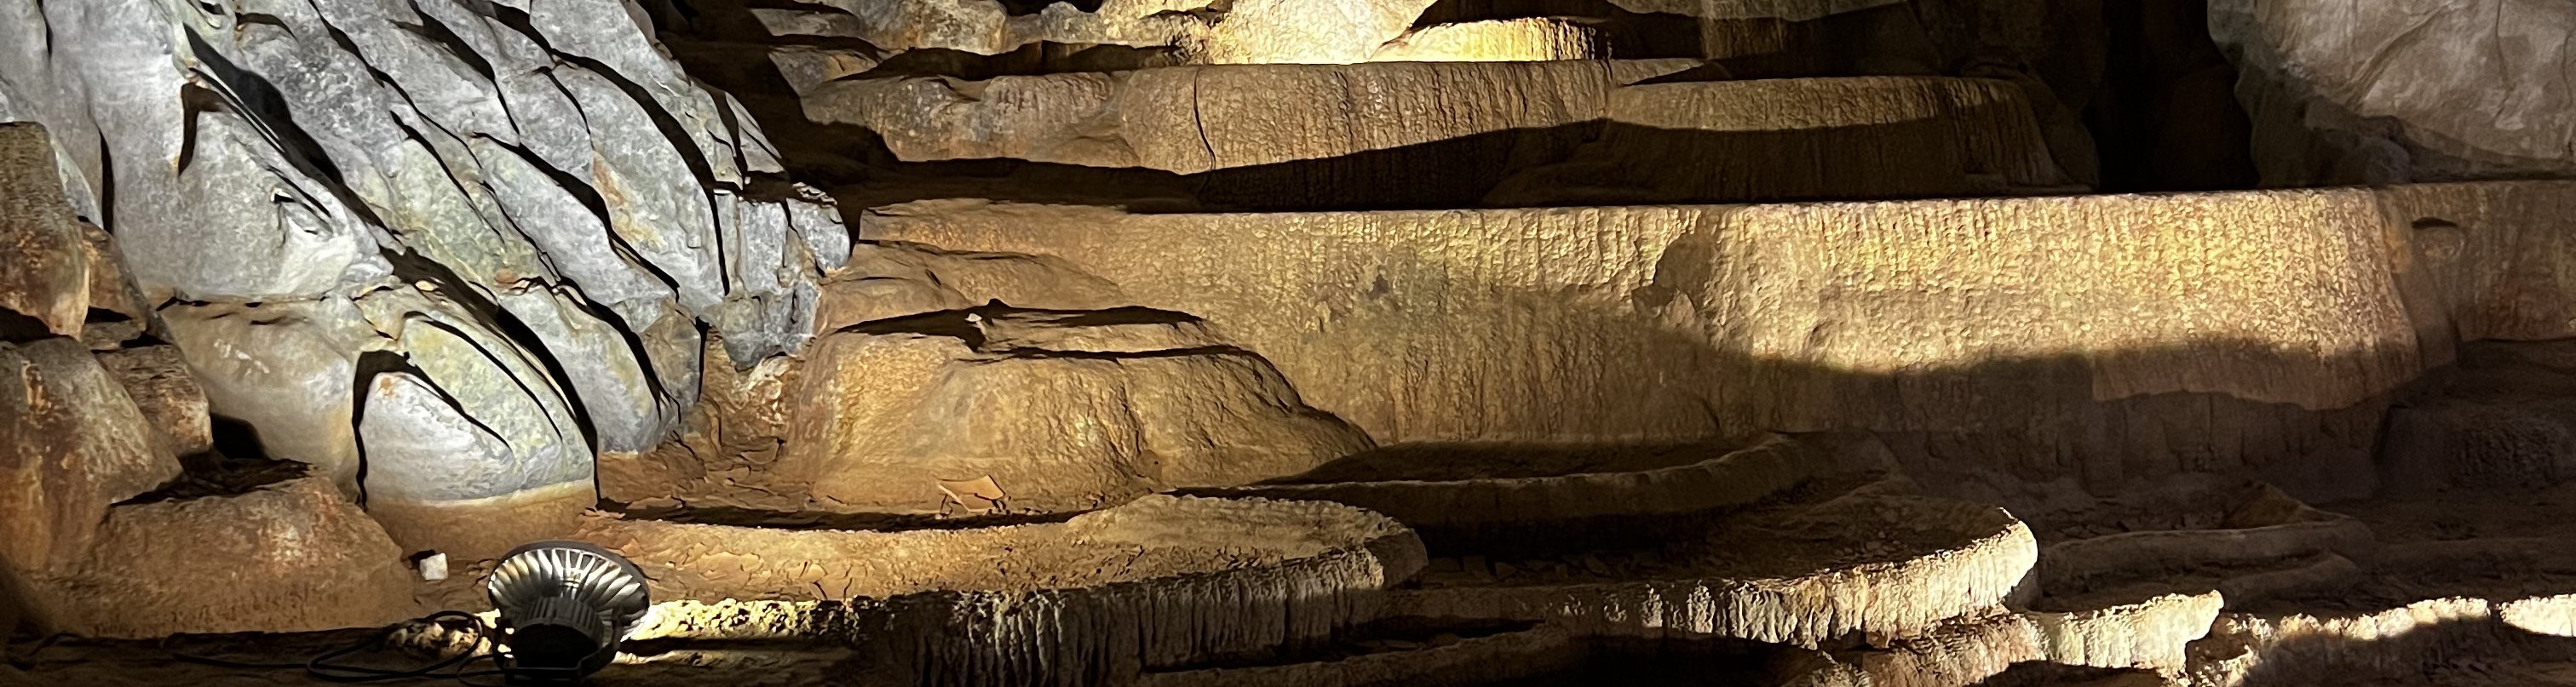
[94,346,214,459]
[2381,341,2576,495]
[814,242,1127,333]
[805,61,2067,206]
[0,123,85,338]
[16,478,417,638]
[676,0,1440,65]
[14,0,2576,683]
[1371,19,1605,62]
[579,495,1427,684]
[1205,433,1879,548]
[0,338,179,575]
[2211,0,2576,186]
[804,60,1697,173]
[158,299,380,495]
[0,0,855,550]
[2029,479,2375,612]
[869,181,2576,491]
[778,306,1373,513]
[1392,479,2039,648]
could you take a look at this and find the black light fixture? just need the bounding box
[485,541,652,683]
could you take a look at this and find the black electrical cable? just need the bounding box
[162,610,583,684]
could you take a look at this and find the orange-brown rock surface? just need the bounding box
[0,123,85,337]
[867,181,2576,491]
[778,306,1371,513]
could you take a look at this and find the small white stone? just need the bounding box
[417,552,449,581]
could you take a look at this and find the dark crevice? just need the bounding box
[978,345,1251,362]
[553,282,679,415]
[379,249,604,457]
[233,11,290,30]
[172,83,219,176]
[395,13,497,83]
[1159,617,1538,673]
[93,127,113,232]
[348,349,419,508]
[118,450,310,506]
[0,308,51,344]
[182,26,390,229]
[472,137,697,326]
[997,0,1107,16]
[611,501,1087,532]
[489,4,722,191]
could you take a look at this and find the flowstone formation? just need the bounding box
[9,0,2576,686]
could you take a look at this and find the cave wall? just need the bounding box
[0,0,848,558]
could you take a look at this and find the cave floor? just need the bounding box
[18,476,2576,687]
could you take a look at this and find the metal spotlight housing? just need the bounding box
[486,541,651,682]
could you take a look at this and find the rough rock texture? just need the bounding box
[77,223,144,322]
[2032,592,2227,673]
[1790,601,2218,687]
[581,495,1428,685]
[93,346,213,459]
[1672,0,2107,186]
[13,477,417,638]
[1486,75,2073,204]
[2186,598,2511,687]
[806,60,1695,173]
[682,0,1440,65]
[1203,433,1875,547]
[808,63,2068,206]
[1134,622,1584,687]
[2035,482,2375,606]
[351,285,591,556]
[1391,487,2038,648]
[158,300,378,494]
[869,181,2576,489]
[2380,340,2576,495]
[0,0,851,547]
[1614,0,1906,21]
[1371,20,1605,62]
[1783,592,2216,686]
[0,123,85,337]
[814,242,1127,333]
[2211,0,2576,186]
[778,306,1373,513]
[0,338,179,578]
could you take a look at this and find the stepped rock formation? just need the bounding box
[578,495,1427,684]
[667,0,1440,66]
[1391,483,2039,648]
[807,62,2069,206]
[777,306,1372,513]
[2211,0,2576,186]
[868,181,2576,491]
[11,0,2576,684]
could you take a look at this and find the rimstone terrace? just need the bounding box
[3,0,2576,685]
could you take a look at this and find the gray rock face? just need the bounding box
[159,299,378,493]
[2212,0,2576,185]
[0,0,848,542]
[0,123,86,337]
[354,286,587,501]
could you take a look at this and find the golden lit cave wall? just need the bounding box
[866,181,2576,488]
